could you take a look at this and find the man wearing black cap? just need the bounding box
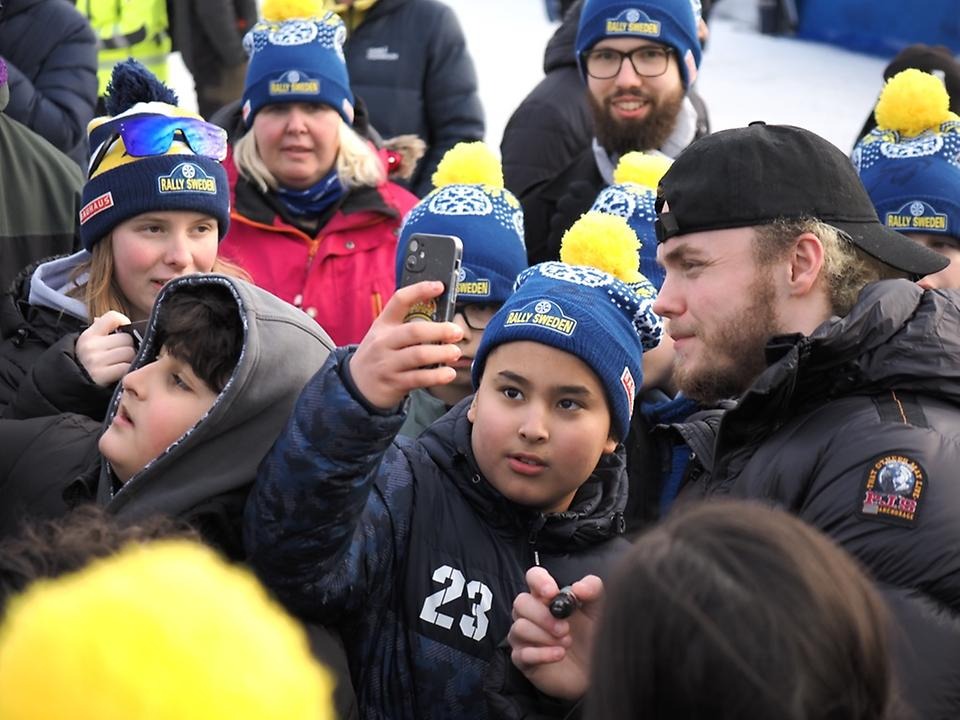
[503,123,960,718]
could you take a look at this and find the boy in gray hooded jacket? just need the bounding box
[0,273,334,558]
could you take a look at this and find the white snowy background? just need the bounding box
[170,0,890,154]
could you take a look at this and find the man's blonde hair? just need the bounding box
[234,117,385,193]
[753,218,908,317]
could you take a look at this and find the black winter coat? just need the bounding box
[0,0,98,166]
[521,148,603,266]
[683,280,960,718]
[0,412,100,538]
[167,0,256,73]
[341,0,484,197]
[501,1,590,199]
[246,348,629,719]
[0,111,82,291]
[0,261,107,419]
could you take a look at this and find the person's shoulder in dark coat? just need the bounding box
[501,1,591,199]
[0,112,83,291]
[0,0,98,167]
[520,146,603,265]
[343,0,484,196]
[0,411,101,540]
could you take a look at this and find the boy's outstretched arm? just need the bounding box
[507,567,605,701]
[244,282,463,621]
[349,281,463,410]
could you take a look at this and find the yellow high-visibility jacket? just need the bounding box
[79,0,171,95]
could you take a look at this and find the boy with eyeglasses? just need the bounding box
[518,0,704,265]
[395,143,528,437]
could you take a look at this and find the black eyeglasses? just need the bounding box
[454,303,500,331]
[582,46,673,80]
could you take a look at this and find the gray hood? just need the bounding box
[28,250,90,321]
[97,274,334,521]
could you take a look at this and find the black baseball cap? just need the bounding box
[655,122,949,279]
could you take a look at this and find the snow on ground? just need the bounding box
[169,0,890,154]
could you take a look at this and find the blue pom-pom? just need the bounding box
[104,60,179,115]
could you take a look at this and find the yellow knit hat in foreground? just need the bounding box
[0,540,334,720]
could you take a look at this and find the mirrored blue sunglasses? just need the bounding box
[88,114,228,162]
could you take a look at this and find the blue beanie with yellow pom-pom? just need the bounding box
[398,142,527,304]
[591,151,673,290]
[472,212,662,441]
[241,0,354,126]
[853,68,960,241]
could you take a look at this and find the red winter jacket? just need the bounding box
[219,149,418,345]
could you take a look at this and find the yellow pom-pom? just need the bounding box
[560,212,641,284]
[262,0,326,21]
[875,68,953,136]
[0,540,334,720]
[612,151,673,190]
[431,142,504,189]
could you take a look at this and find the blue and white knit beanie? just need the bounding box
[591,151,673,290]
[79,61,230,252]
[398,142,527,304]
[242,0,354,127]
[473,212,662,441]
[853,68,960,241]
[575,0,702,88]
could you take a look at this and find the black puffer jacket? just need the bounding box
[0,0,98,166]
[520,148,603,266]
[683,280,960,718]
[246,348,629,719]
[501,1,589,199]
[341,0,484,196]
[0,259,105,419]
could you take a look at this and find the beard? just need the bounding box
[672,269,781,405]
[588,85,685,156]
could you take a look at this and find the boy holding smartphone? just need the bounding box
[245,222,663,718]
[395,142,529,437]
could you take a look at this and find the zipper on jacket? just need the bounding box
[527,513,547,567]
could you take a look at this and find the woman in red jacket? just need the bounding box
[219,4,418,345]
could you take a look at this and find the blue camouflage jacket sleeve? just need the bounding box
[244,347,415,623]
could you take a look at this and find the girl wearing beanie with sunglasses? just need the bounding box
[0,60,242,421]
[217,0,419,345]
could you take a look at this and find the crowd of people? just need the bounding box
[0,0,958,718]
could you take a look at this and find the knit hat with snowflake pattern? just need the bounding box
[242,0,354,126]
[472,213,662,441]
[398,142,527,304]
[853,68,960,241]
[590,152,673,289]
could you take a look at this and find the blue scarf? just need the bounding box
[275,169,345,218]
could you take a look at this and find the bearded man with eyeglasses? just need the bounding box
[517,0,704,266]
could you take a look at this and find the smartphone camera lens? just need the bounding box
[408,240,419,253]
[405,254,419,271]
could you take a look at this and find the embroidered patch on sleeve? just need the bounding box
[856,454,925,527]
